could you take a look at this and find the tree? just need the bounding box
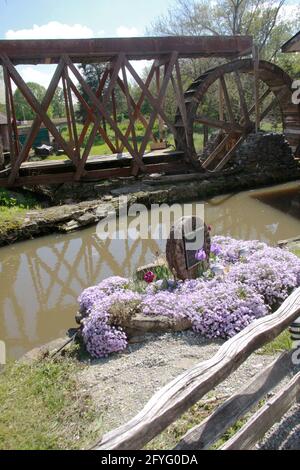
[75,63,127,124]
[147,0,300,123]
[13,82,51,121]
[149,0,299,60]
[51,87,66,118]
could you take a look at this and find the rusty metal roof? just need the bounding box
[282,31,300,53]
[0,36,253,65]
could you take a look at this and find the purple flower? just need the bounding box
[210,243,222,256]
[195,249,206,261]
[78,237,300,359]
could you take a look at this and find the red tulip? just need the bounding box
[144,271,156,283]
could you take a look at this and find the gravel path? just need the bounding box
[77,330,295,445]
[258,404,300,450]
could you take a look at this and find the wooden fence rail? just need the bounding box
[94,287,300,450]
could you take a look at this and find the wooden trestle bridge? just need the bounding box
[0,35,300,187]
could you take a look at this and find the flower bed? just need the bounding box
[78,236,300,358]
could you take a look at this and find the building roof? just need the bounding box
[0,112,7,125]
[282,31,300,53]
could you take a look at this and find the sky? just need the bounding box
[0,0,298,99]
[0,0,172,39]
[0,0,175,97]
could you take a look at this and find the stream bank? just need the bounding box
[1,164,300,247]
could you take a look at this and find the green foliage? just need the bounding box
[0,188,38,209]
[0,357,99,450]
[259,329,292,355]
[0,189,40,236]
[51,87,66,118]
[146,395,223,449]
[149,1,300,60]
[76,63,127,123]
[13,82,51,121]
[146,0,300,134]
[152,264,173,281]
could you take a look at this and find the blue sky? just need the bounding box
[0,0,172,39]
[0,0,298,93]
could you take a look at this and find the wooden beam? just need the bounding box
[234,71,250,126]
[2,57,73,185]
[201,133,232,169]
[3,66,15,164]
[77,68,109,147]
[253,44,260,133]
[6,70,20,157]
[0,36,253,64]
[62,72,74,147]
[195,115,243,133]
[214,135,246,171]
[74,54,125,178]
[67,76,117,154]
[175,351,294,450]
[64,55,138,165]
[219,76,235,124]
[124,57,177,137]
[64,67,80,161]
[118,62,157,152]
[121,64,145,175]
[94,287,300,450]
[221,372,300,450]
[137,52,178,159]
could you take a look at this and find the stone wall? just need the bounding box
[234,132,297,172]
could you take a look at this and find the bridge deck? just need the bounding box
[0,148,187,187]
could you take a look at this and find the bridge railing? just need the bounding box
[93,287,300,450]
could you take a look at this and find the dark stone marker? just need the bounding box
[166,216,211,280]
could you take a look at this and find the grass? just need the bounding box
[37,119,176,161]
[145,395,224,450]
[0,355,100,450]
[0,188,40,235]
[259,329,292,355]
[259,248,300,355]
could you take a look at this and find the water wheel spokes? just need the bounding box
[175,59,300,172]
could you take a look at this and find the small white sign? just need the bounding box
[0,340,6,365]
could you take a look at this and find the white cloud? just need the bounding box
[278,4,299,21]
[5,21,94,40]
[116,26,140,37]
[129,60,151,79]
[16,65,56,89]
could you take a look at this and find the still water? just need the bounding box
[1,181,300,360]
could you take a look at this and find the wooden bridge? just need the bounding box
[1,35,300,187]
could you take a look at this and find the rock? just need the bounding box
[59,220,81,232]
[102,195,113,202]
[19,336,70,364]
[135,258,167,280]
[124,314,192,338]
[234,132,297,172]
[77,212,96,226]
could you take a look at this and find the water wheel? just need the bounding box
[175,59,300,171]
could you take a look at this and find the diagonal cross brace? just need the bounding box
[63,54,145,177]
[0,55,76,185]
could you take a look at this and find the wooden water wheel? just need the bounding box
[175,59,300,171]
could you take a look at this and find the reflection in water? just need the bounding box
[253,185,300,220]
[1,181,300,359]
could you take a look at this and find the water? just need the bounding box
[1,181,300,360]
